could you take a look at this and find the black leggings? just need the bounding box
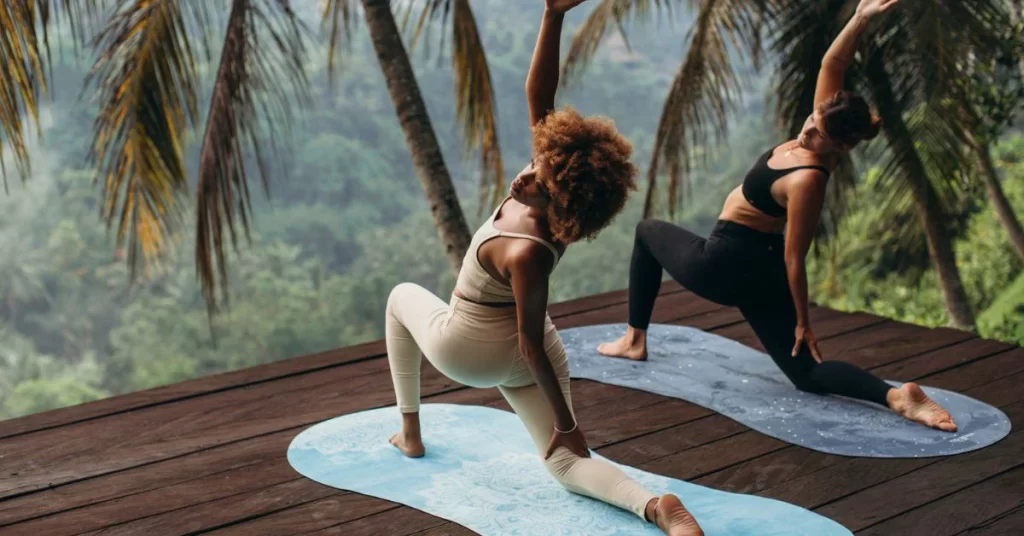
[628,218,892,407]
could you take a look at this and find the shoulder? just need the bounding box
[507,240,556,276]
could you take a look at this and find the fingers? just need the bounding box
[811,342,823,364]
[791,336,801,357]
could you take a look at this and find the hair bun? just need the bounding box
[862,115,882,141]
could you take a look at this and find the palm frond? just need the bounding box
[82,0,213,289]
[195,0,312,314]
[642,0,771,217]
[861,48,967,238]
[322,0,360,84]
[561,0,682,89]
[0,1,116,189]
[396,0,504,213]
[0,2,47,189]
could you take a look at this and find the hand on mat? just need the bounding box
[546,426,591,459]
[856,0,899,18]
[545,0,590,14]
[793,325,823,363]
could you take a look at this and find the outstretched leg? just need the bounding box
[739,275,957,432]
[502,336,703,535]
[384,282,454,457]
[599,219,737,361]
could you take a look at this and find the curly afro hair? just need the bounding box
[531,106,638,244]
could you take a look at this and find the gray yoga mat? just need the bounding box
[562,323,1011,458]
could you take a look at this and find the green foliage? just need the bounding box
[1,1,1022,421]
[809,138,1024,342]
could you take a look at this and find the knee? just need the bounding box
[543,449,580,488]
[789,372,823,395]
[635,218,660,242]
[386,282,419,319]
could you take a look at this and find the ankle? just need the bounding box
[645,497,659,523]
[885,387,901,408]
[401,412,422,437]
[625,326,648,345]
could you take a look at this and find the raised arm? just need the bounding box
[526,0,589,127]
[815,0,899,108]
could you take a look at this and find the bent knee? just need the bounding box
[386,282,422,317]
[543,448,582,487]
[635,218,662,241]
[790,375,823,395]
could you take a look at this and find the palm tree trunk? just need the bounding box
[864,56,978,331]
[360,0,472,273]
[970,133,1024,259]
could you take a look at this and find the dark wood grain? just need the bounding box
[0,285,1013,536]
[0,284,683,441]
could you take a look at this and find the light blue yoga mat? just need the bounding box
[562,323,1011,458]
[288,404,853,535]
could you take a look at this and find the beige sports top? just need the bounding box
[454,196,561,304]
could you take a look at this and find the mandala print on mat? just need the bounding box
[417,452,671,535]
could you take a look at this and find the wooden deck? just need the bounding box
[0,281,1022,535]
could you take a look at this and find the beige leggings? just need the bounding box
[385,282,657,520]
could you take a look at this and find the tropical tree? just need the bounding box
[560,0,1019,330]
[957,34,1024,261]
[1,0,503,315]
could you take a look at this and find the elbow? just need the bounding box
[518,337,544,365]
[784,253,803,271]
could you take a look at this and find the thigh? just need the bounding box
[737,266,817,384]
[639,220,741,305]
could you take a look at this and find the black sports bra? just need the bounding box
[741,145,830,218]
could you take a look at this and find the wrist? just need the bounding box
[543,7,567,19]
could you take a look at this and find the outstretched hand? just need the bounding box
[793,325,823,364]
[545,0,590,14]
[856,0,899,18]
[546,425,591,460]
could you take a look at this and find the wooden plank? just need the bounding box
[0,291,708,524]
[0,290,708,501]
[169,304,928,534]
[961,505,1024,535]
[0,379,630,530]
[0,358,462,500]
[618,328,1024,499]
[871,337,1014,382]
[811,405,1023,531]
[855,466,1024,536]
[0,285,684,440]
[741,366,1024,518]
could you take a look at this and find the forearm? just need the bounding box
[521,341,575,430]
[823,12,872,69]
[785,257,811,327]
[525,9,564,113]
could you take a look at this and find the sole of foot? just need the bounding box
[655,494,704,536]
[892,382,958,432]
[389,433,426,458]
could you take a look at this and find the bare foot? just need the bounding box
[389,432,425,458]
[597,327,648,361]
[888,382,958,432]
[648,494,704,536]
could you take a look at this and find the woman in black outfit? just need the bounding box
[599,0,957,433]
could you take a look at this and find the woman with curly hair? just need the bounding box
[598,0,956,433]
[383,0,701,533]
